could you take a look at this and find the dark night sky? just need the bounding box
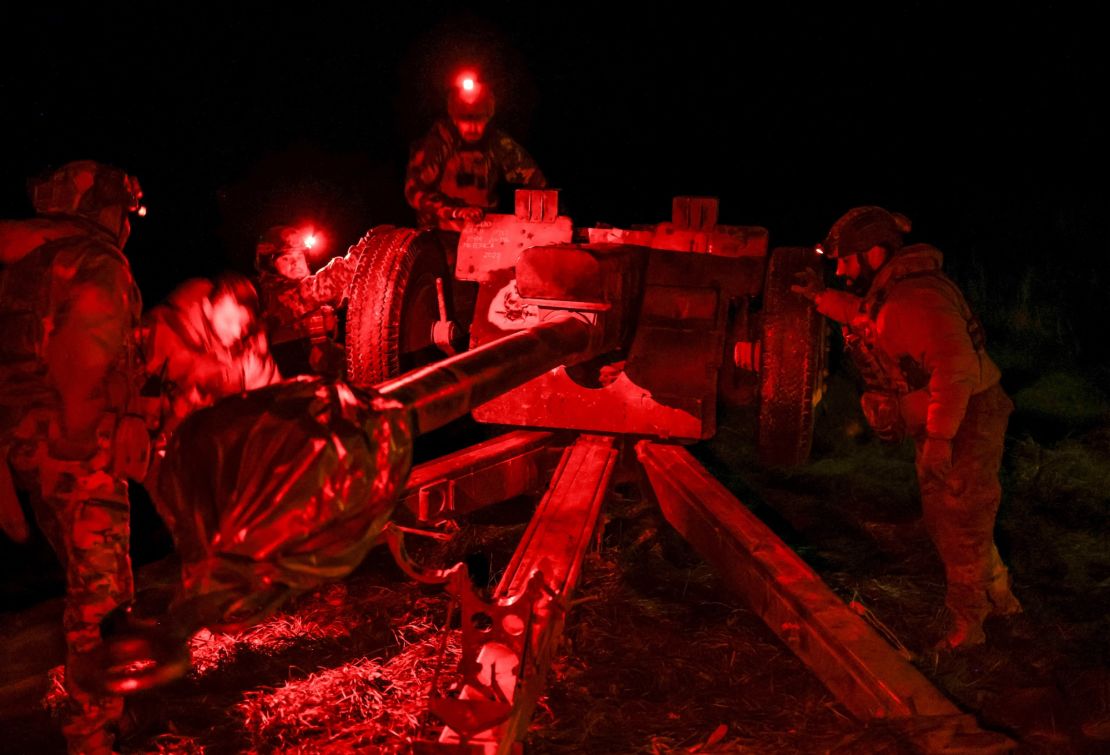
[2,3,1107,354]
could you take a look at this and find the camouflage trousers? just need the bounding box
[7,437,133,755]
[915,383,1017,630]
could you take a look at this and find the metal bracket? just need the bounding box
[381,522,459,585]
[428,567,551,741]
[417,478,457,521]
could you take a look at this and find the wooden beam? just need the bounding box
[637,440,960,719]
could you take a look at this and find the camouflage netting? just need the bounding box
[155,377,412,632]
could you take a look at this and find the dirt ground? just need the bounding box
[1,375,1107,754]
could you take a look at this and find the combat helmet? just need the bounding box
[29,160,143,243]
[819,206,911,258]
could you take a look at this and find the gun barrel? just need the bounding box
[378,314,595,436]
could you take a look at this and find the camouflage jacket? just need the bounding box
[257,242,365,344]
[405,118,546,231]
[298,246,362,311]
[0,217,141,452]
[815,244,1001,440]
[143,278,280,429]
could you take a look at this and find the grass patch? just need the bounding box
[1012,371,1110,426]
[1008,434,1110,528]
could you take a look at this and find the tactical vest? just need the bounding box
[843,268,986,396]
[257,272,335,345]
[0,232,142,412]
[441,143,498,210]
[0,239,58,366]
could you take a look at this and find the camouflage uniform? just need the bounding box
[143,277,281,435]
[815,243,1022,647]
[1,162,143,753]
[405,118,546,231]
[256,233,363,379]
[299,246,361,310]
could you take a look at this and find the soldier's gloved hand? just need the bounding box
[790,268,824,302]
[450,206,485,224]
[919,436,953,482]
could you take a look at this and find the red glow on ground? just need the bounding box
[188,586,356,676]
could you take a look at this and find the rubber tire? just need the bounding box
[345,226,452,388]
[756,246,827,466]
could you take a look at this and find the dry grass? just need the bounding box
[526,496,870,754]
[700,377,1110,753]
[189,582,358,676]
[26,492,866,755]
[46,400,1110,753]
[236,622,461,753]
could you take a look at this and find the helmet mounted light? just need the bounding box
[448,69,494,121]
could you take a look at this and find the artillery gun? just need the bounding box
[344,191,826,466]
[93,191,1007,754]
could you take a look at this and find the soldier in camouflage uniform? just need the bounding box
[794,206,1023,651]
[143,271,281,435]
[255,226,358,378]
[0,161,147,753]
[405,72,546,232]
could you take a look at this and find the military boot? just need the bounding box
[986,546,1023,616]
[934,611,987,651]
[934,581,990,651]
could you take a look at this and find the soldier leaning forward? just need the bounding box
[794,206,1023,651]
[405,70,546,234]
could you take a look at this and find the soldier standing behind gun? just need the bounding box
[405,70,546,233]
[792,206,1023,650]
[0,160,148,754]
